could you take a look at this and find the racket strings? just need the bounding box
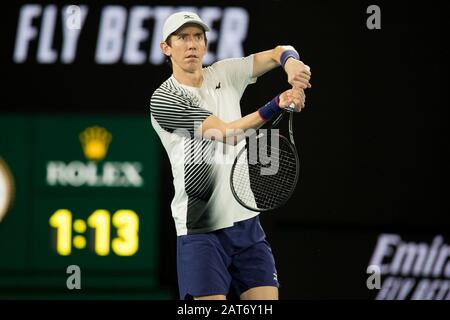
[234,162,296,208]
[232,137,298,210]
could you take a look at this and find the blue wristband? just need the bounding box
[280,49,300,69]
[258,95,282,122]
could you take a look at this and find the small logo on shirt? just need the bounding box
[215,82,221,89]
[273,273,278,281]
[184,15,194,19]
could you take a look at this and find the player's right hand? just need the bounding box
[279,88,306,112]
[285,60,312,90]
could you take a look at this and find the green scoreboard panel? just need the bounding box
[0,115,169,298]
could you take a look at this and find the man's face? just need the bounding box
[161,24,207,73]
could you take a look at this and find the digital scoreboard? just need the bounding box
[0,115,168,298]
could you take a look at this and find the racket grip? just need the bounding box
[286,102,295,112]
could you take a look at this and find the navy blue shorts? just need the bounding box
[176,216,279,300]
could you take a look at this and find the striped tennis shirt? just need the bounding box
[150,55,259,235]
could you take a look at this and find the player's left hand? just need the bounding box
[284,59,311,90]
[279,87,306,112]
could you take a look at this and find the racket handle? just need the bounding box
[285,102,295,112]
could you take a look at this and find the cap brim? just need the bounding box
[163,19,211,42]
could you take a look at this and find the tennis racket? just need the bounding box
[230,103,300,212]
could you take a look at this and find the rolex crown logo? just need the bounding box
[79,126,112,161]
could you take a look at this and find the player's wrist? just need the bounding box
[258,95,282,122]
[280,49,300,69]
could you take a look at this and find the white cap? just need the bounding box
[162,11,210,41]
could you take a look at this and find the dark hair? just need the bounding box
[163,31,208,69]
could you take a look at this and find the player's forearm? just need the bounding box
[199,93,291,145]
[199,112,266,145]
[224,111,268,145]
[252,45,297,77]
[226,111,266,134]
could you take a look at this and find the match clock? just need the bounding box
[0,115,162,290]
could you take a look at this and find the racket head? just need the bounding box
[230,131,300,212]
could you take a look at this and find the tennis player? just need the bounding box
[150,11,311,300]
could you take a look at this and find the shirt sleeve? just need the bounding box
[150,86,212,138]
[213,54,257,97]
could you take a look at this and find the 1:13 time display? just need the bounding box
[49,209,139,256]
